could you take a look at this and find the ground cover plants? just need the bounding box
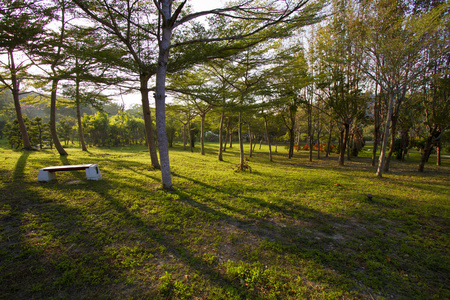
[0,140,449,299]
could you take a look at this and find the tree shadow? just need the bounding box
[12,151,30,182]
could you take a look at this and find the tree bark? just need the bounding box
[75,75,88,151]
[200,113,205,155]
[10,50,32,150]
[238,112,244,169]
[326,121,333,158]
[338,124,349,166]
[188,114,193,153]
[223,116,230,152]
[377,92,395,177]
[383,113,398,172]
[140,74,160,168]
[154,21,173,189]
[248,122,253,158]
[50,79,68,156]
[264,116,272,162]
[371,84,380,166]
[218,111,224,161]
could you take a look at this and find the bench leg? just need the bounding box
[85,165,102,180]
[38,169,56,182]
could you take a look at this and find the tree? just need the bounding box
[61,26,119,151]
[417,39,449,171]
[74,0,324,188]
[351,0,447,176]
[0,0,51,150]
[312,1,366,166]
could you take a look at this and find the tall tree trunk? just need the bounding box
[289,128,294,159]
[377,92,395,177]
[326,121,333,158]
[317,128,321,160]
[347,127,352,161]
[223,116,230,152]
[182,123,187,150]
[50,79,68,156]
[384,91,404,172]
[238,112,244,169]
[383,113,398,172]
[309,130,313,162]
[418,136,434,172]
[75,77,87,151]
[338,124,350,166]
[372,84,380,166]
[264,116,272,162]
[154,23,173,189]
[229,130,233,148]
[140,75,160,168]
[188,115,193,153]
[418,127,440,172]
[308,103,312,161]
[218,111,224,161]
[10,51,32,150]
[248,122,253,158]
[200,113,205,155]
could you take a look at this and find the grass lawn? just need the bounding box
[0,140,449,299]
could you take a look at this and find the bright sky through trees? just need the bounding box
[115,0,224,108]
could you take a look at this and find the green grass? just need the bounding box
[0,140,449,299]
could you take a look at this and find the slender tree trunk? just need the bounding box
[418,136,434,172]
[200,113,205,155]
[418,127,440,172]
[347,128,352,161]
[248,122,253,158]
[326,122,333,158]
[338,124,349,166]
[140,75,160,168]
[264,116,272,162]
[259,138,262,150]
[223,116,230,152]
[317,128,321,160]
[182,123,187,150]
[229,130,233,148]
[372,84,380,166]
[188,115,193,153]
[238,112,244,169]
[75,75,87,151]
[309,130,313,162]
[218,111,224,161]
[10,51,32,150]
[383,114,398,172]
[154,23,173,189]
[377,92,395,177]
[50,79,68,156]
[308,103,312,161]
[289,128,294,159]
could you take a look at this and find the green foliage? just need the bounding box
[81,111,146,147]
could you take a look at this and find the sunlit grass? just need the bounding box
[0,140,449,299]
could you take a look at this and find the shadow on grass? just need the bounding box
[12,150,30,182]
[2,149,448,299]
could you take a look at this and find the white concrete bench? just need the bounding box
[38,164,102,182]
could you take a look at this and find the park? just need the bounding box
[0,139,449,299]
[1,0,449,298]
